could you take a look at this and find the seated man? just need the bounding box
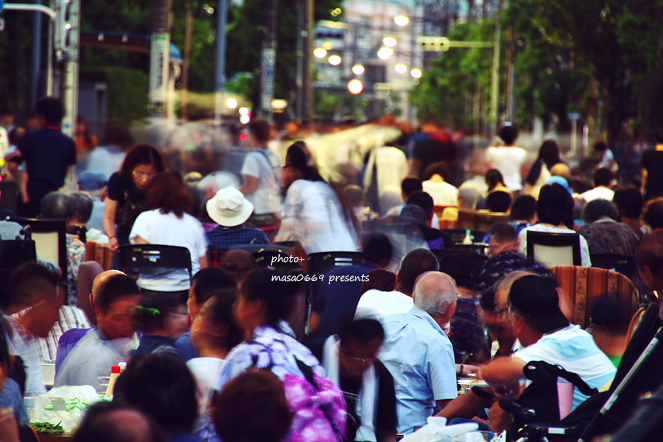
[175,267,237,360]
[635,231,663,296]
[55,271,142,391]
[310,233,393,341]
[476,223,550,289]
[355,248,439,321]
[379,272,458,434]
[205,187,270,250]
[480,275,616,414]
[322,318,398,442]
[70,192,109,244]
[5,262,62,395]
[581,168,614,203]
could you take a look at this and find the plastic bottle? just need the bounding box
[105,365,121,396]
[462,229,473,245]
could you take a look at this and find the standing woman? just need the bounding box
[524,140,563,198]
[104,144,167,252]
[129,171,208,294]
[275,142,359,254]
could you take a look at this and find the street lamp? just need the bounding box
[395,64,407,74]
[383,37,397,47]
[411,68,422,79]
[226,98,238,109]
[313,48,327,59]
[352,64,365,75]
[347,79,363,95]
[328,55,341,65]
[394,15,409,27]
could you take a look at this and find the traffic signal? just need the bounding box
[417,36,450,52]
[55,0,78,60]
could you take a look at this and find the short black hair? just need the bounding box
[643,198,663,230]
[73,402,166,442]
[7,262,59,310]
[248,119,271,144]
[114,353,198,433]
[130,292,178,334]
[401,177,422,198]
[594,141,608,152]
[399,248,439,294]
[486,191,511,213]
[582,199,619,223]
[41,191,72,220]
[485,169,505,190]
[199,294,243,350]
[407,191,434,219]
[241,268,296,325]
[212,371,292,442]
[70,192,93,224]
[536,184,574,227]
[360,233,392,266]
[613,187,644,219]
[510,195,536,221]
[499,124,519,145]
[338,318,385,346]
[593,168,613,187]
[425,162,450,181]
[490,223,518,243]
[95,274,140,312]
[192,268,237,307]
[636,232,663,277]
[35,97,65,125]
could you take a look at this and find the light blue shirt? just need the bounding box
[379,306,457,434]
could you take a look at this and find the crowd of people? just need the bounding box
[0,97,660,442]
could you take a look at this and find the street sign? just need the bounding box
[260,49,276,115]
[417,36,450,52]
[568,112,581,121]
[148,33,170,116]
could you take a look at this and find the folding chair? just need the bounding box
[116,244,193,285]
[10,217,67,277]
[590,254,637,279]
[527,231,581,267]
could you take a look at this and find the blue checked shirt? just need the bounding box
[205,225,270,250]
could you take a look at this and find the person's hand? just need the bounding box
[488,402,513,434]
[462,364,481,376]
[0,407,20,442]
[492,380,522,398]
[109,236,119,251]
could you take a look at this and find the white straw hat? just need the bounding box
[206,186,254,227]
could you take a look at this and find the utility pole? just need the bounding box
[296,0,313,121]
[489,2,501,130]
[148,0,171,117]
[214,0,228,126]
[260,0,277,120]
[60,0,80,138]
[31,0,42,108]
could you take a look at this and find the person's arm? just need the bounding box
[309,311,322,334]
[436,399,453,412]
[0,408,20,442]
[436,389,493,420]
[134,236,149,244]
[239,174,259,195]
[198,254,208,269]
[103,199,119,251]
[478,356,526,386]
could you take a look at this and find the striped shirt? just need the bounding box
[514,324,616,409]
[37,305,91,361]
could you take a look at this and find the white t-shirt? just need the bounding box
[130,210,208,291]
[422,180,459,206]
[241,148,282,215]
[514,325,616,410]
[485,146,527,191]
[518,223,592,267]
[355,289,414,321]
[187,357,225,416]
[276,179,359,254]
[581,186,614,203]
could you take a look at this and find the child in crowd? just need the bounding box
[132,293,189,357]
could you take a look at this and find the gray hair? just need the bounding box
[413,271,458,316]
[459,187,480,209]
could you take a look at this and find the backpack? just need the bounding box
[250,338,347,442]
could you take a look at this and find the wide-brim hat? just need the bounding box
[206,186,254,227]
[509,275,569,334]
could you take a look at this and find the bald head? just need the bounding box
[91,270,125,304]
[550,163,571,181]
[73,402,165,442]
[413,272,457,316]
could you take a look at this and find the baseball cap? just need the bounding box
[78,172,108,190]
[508,275,569,333]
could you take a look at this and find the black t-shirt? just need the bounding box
[16,128,76,190]
[107,172,147,235]
[339,360,398,441]
[641,149,663,200]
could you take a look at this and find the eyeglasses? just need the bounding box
[341,347,376,364]
[132,170,157,180]
[494,306,509,317]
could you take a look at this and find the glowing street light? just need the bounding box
[352,64,365,75]
[313,48,327,59]
[377,47,393,60]
[395,64,407,74]
[328,55,341,66]
[347,79,364,95]
[226,98,238,109]
[394,15,409,26]
[411,68,422,79]
[383,37,397,47]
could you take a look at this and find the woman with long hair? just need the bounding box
[524,140,564,198]
[104,144,167,252]
[129,171,208,294]
[275,142,359,254]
